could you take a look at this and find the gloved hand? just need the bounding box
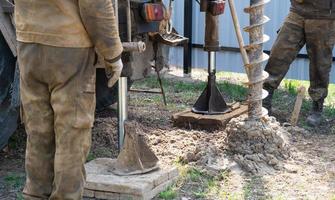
[105,58,123,88]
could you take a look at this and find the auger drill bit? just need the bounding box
[244,0,270,119]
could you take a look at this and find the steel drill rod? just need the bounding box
[118,77,128,150]
[118,0,132,150]
[208,51,216,74]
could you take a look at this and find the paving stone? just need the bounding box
[119,194,142,200]
[168,167,179,180]
[145,176,179,200]
[153,171,169,187]
[84,158,178,200]
[83,189,95,198]
[95,191,120,200]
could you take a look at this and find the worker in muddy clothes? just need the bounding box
[15,0,123,199]
[263,0,335,127]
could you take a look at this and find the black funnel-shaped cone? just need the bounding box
[192,73,231,115]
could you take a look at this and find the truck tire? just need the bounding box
[0,33,18,150]
[95,68,133,111]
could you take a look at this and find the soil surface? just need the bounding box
[1,68,335,199]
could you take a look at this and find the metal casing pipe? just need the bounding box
[118,77,128,149]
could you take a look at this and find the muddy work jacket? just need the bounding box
[291,0,335,19]
[15,0,123,61]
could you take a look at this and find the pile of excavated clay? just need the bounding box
[226,115,291,174]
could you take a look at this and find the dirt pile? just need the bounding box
[226,115,291,174]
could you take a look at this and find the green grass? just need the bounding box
[4,172,25,199]
[4,173,25,189]
[158,164,226,200]
[159,186,178,200]
[187,168,204,182]
[132,75,247,108]
[86,152,96,162]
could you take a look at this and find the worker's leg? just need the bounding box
[263,12,306,111]
[264,11,306,89]
[19,43,55,199]
[305,19,335,126]
[47,46,96,200]
[305,19,335,102]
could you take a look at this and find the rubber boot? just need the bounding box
[263,87,274,116]
[306,100,324,127]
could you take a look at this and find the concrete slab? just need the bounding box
[84,158,179,200]
[172,103,248,130]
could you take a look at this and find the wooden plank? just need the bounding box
[0,2,16,56]
[290,86,306,126]
[172,104,248,130]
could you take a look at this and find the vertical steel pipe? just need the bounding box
[183,0,193,75]
[244,0,270,119]
[118,77,128,149]
[118,0,131,149]
[208,51,216,74]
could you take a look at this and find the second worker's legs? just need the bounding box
[305,19,335,126]
[263,12,306,113]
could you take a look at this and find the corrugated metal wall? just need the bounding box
[167,0,335,83]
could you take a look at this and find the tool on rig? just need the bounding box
[114,0,160,176]
[192,0,231,115]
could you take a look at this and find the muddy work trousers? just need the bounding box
[264,11,335,101]
[18,42,96,200]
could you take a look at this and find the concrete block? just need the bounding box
[83,189,95,198]
[168,167,179,180]
[95,191,120,200]
[84,158,179,200]
[145,176,179,200]
[153,172,169,187]
[119,194,142,200]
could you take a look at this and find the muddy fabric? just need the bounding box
[290,0,335,19]
[79,0,123,61]
[15,0,123,61]
[15,0,92,47]
[264,11,335,102]
[18,42,96,200]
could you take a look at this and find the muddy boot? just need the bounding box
[263,87,274,116]
[306,100,324,127]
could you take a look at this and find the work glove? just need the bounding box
[105,58,123,88]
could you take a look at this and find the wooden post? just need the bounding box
[290,86,306,126]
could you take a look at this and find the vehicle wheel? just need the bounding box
[95,68,133,112]
[0,33,18,150]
